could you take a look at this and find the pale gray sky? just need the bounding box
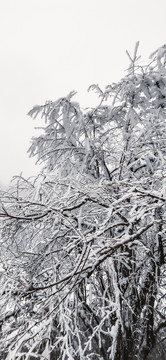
[0,0,166,185]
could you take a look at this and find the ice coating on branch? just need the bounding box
[0,44,166,359]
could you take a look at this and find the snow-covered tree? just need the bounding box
[0,43,165,360]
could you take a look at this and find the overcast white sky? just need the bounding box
[0,0,166,186]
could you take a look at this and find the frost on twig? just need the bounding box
[0,44,166,360]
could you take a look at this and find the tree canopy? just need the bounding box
[0,43,166,360]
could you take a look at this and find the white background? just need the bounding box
[0,0,166,185]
